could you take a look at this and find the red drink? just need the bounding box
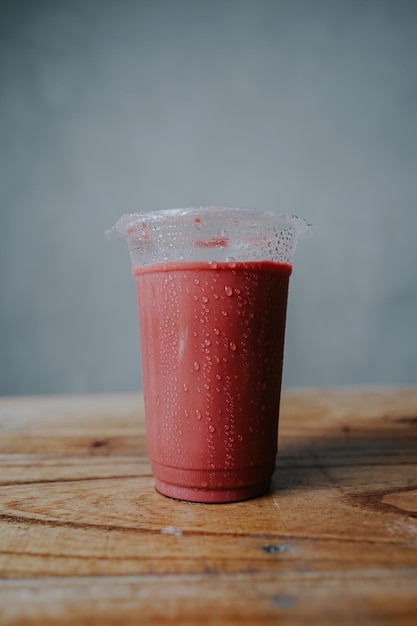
[134,260,292,503]
[108,206,311,503]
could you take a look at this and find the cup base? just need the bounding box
[154,478,271,504]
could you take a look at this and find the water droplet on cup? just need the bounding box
[224,286,233,297]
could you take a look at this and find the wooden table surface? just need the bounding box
[0,388,417,625]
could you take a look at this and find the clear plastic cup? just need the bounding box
[107,207,311,503]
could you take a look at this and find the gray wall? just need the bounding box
[1,0,417,395]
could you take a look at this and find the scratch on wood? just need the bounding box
[395,416,417,426]
[349,486,417,519]
[0,474,144,487]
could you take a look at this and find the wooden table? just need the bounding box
[0,388,417,625]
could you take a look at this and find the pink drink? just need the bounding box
[107,207,311,503]
[134,260,291,502]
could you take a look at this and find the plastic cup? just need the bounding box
[107,207,311,503]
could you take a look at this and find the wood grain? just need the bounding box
[1,389,417,625]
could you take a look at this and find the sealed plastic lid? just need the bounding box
[106,206,312,266]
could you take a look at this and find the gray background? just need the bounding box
[1,0,416,395]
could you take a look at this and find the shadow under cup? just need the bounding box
[108,207,311,503]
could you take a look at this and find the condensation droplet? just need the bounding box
[229,341,237,351]
[183,383,188,392]
[196,409,202,420]
[221,310,228,317]
[213,328,220,336]
[193,361,200,371]
[224,285,233,297]
[208,425,216,433]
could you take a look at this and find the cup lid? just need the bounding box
[107,206,312,266]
